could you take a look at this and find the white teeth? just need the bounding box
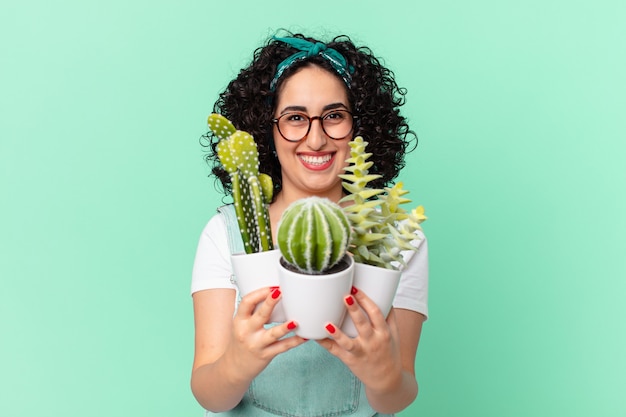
[299,154,332,165]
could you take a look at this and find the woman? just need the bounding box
[191,33,428,416]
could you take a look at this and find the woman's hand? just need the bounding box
[316,287,423,413]
[230,287,307,379]
[191,286,306,412]
[317,287,403,390]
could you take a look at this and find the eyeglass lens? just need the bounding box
[275,110,354,142]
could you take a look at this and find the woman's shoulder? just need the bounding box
[194,207,231,253]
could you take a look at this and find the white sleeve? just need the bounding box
[392,230,429,319]
[190,213,236,295]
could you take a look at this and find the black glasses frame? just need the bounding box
[272,110,358,142]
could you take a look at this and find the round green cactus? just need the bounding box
[277,197,352,275]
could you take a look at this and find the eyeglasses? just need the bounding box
[272,110,357,142]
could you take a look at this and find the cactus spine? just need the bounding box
[340,136,427,270]
[277,197,351,274]
[207,114,274,254]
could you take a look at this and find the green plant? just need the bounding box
[277,197,352,275]
[207,114,274,254]
[340,136,427,270]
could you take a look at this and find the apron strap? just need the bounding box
[217,204,245,255]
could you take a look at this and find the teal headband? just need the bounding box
[270,36,353,91]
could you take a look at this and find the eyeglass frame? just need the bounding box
[271,110,358,143]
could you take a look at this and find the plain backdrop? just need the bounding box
[1,1,625,416]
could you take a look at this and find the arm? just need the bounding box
[190,287,306,412]
[364,307,424,412]
[317,291,425,414]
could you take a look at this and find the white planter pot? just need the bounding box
[230,249,285,323]
[278,255,355,339]
[341,262,402,338]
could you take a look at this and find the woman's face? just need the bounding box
[273,65,352,201]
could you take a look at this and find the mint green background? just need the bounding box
[1,1,624,416]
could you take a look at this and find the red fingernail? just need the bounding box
[287,321,296,330]
[325,323,336,334]
[345,295,354,306]
[271,289,281,299]
[269,286,279,291]
[351,286,358,295]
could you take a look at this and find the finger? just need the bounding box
[324,322,360,355]
[316,337,343,359]
[236,287,273,317]
[250,287,282,325]
[344,294,374,339]
[262,321,307,354]
[351,287,388,329]
[263,332,308,357]
[265,319,299,341]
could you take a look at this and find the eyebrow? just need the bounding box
[279,102,349,115]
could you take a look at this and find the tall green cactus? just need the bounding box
[340,136,427,270]
[277,197,352,275]
[207,114,274,254]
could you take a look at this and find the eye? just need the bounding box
[283,112,308,125]
[323,110,349,124]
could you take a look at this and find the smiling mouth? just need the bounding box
[298,154,333,166]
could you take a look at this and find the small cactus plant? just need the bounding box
[207,114,274,254]
[277,197,352,275]
[340,136,427,270]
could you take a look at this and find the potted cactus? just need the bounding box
[339,136,427,337]
[206,114,284,322]
[276,197,355,339]
[207,114,274,254]
[277,197,352,274]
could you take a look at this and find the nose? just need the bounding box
[305,117,328,150]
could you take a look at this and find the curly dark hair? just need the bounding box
[201,32,417,200]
